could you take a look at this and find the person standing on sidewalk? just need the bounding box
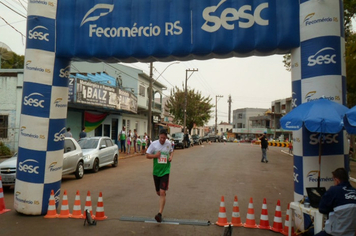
[127,133,131,154]
[133,129,138,153]
[259,132,269,163]
[119,126,126,154]
[146,129,174,223]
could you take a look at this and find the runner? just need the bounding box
[146,129,174,223]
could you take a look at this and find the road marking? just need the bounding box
[119,216,210,226]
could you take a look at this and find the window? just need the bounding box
[139,85,145,97]
[100,139,106,148]
[105,139,113,147]
[238,113,242,119]
[127,120,130,130]
[64,139,76,153]
[0,115,8,138]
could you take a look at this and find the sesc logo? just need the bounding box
[81,4,114,26]
[28,26,49,41]
[54,127,66,142]
[309,133,339,145]
[201,0,269,33]
[59,65,71,78]
[23,92,45,108]
[18,159,40,174]
[308,47,337,67]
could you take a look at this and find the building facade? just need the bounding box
[0,62,167,152]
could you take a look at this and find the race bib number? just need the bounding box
[158,154,168,164]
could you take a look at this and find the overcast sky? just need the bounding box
[0,2,293,126]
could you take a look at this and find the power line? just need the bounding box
[0,1,26,18]
[0,16,25,37]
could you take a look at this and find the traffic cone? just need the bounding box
[71,190,84,219]
[216,196,229,226]
[0,176,10,214]
[258,198,271,230]
[58,190,71,218]
[84,190,95,219]
[230,195,243,227]
[281,203,296,236]
[271,200,283,233]
[243,197,258,228]
[95,192,107,220]
[44,190,58,218]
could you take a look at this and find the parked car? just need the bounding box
[0,137,85,188]
[201,135,209,143]
[171,132,185,149]
[78,136,119,172]
[192,134,202,145]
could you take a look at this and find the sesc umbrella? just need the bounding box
[280,98,349,187]
[343,105,356,134]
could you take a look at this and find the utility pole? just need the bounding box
[215,95,223,135]
[147,62,180,138]
[227,95,232,124]
[183,68,198,134]
[147,62,153,138]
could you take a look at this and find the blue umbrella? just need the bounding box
[343,105,356,134]
[280,98,349,187]
[280,98,348,133]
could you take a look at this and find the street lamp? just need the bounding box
[147,62,180,138]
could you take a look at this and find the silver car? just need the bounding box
[0,137,84,188]
[78,136,119,172]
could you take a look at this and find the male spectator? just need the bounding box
[79,127,86,140]
[315,168,356,236]
[259,132,269,163]
[133,129,138,153]
[119,126,126,153]
[146,129,174,223]
[64,127,72,137]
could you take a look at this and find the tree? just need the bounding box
[165,86,213,132]
[0,48,24,69]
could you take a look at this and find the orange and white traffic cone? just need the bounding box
[243,197,258,228]
[71,190,84,219]
[230,196,243,227]
[0,176,10,214]
[216,196,229,226]
[44,190,58,218]
[281,203,296,236]
[84,190,95,219]
[95,192,107,220]
[258,198,271,230]
[271,200,283,233]
[58,190,71,218]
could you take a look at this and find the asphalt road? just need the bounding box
[1,142,354,236]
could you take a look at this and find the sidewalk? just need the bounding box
[118,151,143,160]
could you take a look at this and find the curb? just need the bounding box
[118,152,144,160]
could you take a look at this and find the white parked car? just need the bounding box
[0,137,85,188]
[78,136,119,172]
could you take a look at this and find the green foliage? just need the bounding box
[346,32,356,107]
[0,142,11,156]
[0,48,24,69]
[165,86,213,131]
